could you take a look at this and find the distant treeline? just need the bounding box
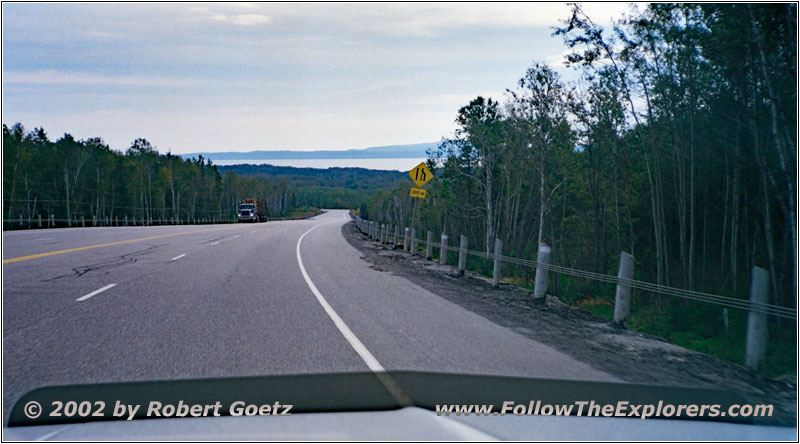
[361,3,796,373]
[3,124,309,227]
[220,164,405,209]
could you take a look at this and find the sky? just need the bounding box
[2,2,634,154]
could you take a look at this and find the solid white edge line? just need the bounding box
[209,241,220,246]
[171,253,186,261]
[76,283,117,302]
[296,220,385,372]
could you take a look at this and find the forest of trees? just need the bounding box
[360,3,796,372]
[220,164,405,210]
[3,124,309,228]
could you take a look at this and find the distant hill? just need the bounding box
[183,142,437,162]
[218,164,407,190]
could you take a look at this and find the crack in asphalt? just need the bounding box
[41,245,162,282]
[205,235,232,244]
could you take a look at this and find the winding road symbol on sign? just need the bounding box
[409,162,433,188]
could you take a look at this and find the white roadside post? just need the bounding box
[394,225,400,247]
[492,238,503,288]
[533,243,551,299]
[426,231,433,260]
[745,266,769,372]
[458,235,468,275]
[403,227,410,252]
[411,228,417,256]
[440,234,448,265]
[613,252,635,327]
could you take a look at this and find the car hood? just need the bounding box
[6,371,796,440]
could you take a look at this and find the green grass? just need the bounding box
[287,207,319,219]
[626,300,796,378]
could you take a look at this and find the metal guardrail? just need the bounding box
[350,215,796,320]
[3,210,321,229]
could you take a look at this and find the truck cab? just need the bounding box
[237,198,267,222]
[237,203,257,222]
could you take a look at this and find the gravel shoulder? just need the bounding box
[342,220,796,423]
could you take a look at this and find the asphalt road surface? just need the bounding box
[3,210,617,422]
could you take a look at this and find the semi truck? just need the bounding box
[237,198,267,223]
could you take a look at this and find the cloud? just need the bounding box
[83,30,128,40]
[296,3,635,36]
[218,13,271,26]
[191,6,271,27]
[3,70,203,87]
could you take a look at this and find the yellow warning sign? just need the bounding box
[408,162,433,187]
[409,187,427,199]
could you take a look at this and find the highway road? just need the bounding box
[3,210,618,422]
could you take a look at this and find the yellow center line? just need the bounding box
[3,226,239,264]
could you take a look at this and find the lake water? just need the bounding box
[212,158,429,171]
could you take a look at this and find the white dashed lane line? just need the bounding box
[76,284,117,302]
[171,254,186,261]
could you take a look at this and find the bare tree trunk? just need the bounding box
[64,164,71,226]
[749,5,797,300]
[485,165,494,255]
[537,154,545,247]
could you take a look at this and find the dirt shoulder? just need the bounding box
[342,220,796,423]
